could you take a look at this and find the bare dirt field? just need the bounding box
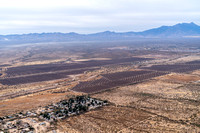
[160,73,200,83]
[0,90,82,117]
[56,105,199,133]
[56,105,152,133]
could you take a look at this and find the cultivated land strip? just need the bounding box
[72,62,200,94]
[0,57,151,85]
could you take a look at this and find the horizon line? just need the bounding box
[0,22,198,36]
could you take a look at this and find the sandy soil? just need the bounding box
[0,91,81,117]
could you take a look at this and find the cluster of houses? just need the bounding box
[0,95,108,132]
[0,119,34,133]
[39,95,107,121]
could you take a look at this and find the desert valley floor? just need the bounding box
[0,40,200,132]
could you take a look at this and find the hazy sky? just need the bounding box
[0,0,199,34]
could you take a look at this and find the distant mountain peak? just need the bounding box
[68,32,79,35]
[174,22,198,27]
[100,31,115,34]
[139,22,200,37]
[92,31,116,35]
[189,22,196,25]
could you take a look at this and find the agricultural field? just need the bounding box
[0,57,151,86]
[72,60,200,94]
[0,68,96,85]
[142,63,200,73]
[5,57,150,77]
[72,70,168,93]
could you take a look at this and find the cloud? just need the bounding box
[0,0,199,34]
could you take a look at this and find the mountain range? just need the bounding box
[1,22,200,44]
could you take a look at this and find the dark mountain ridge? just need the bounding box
[0,22,200,44]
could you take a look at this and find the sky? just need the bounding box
[0,0,199,35]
